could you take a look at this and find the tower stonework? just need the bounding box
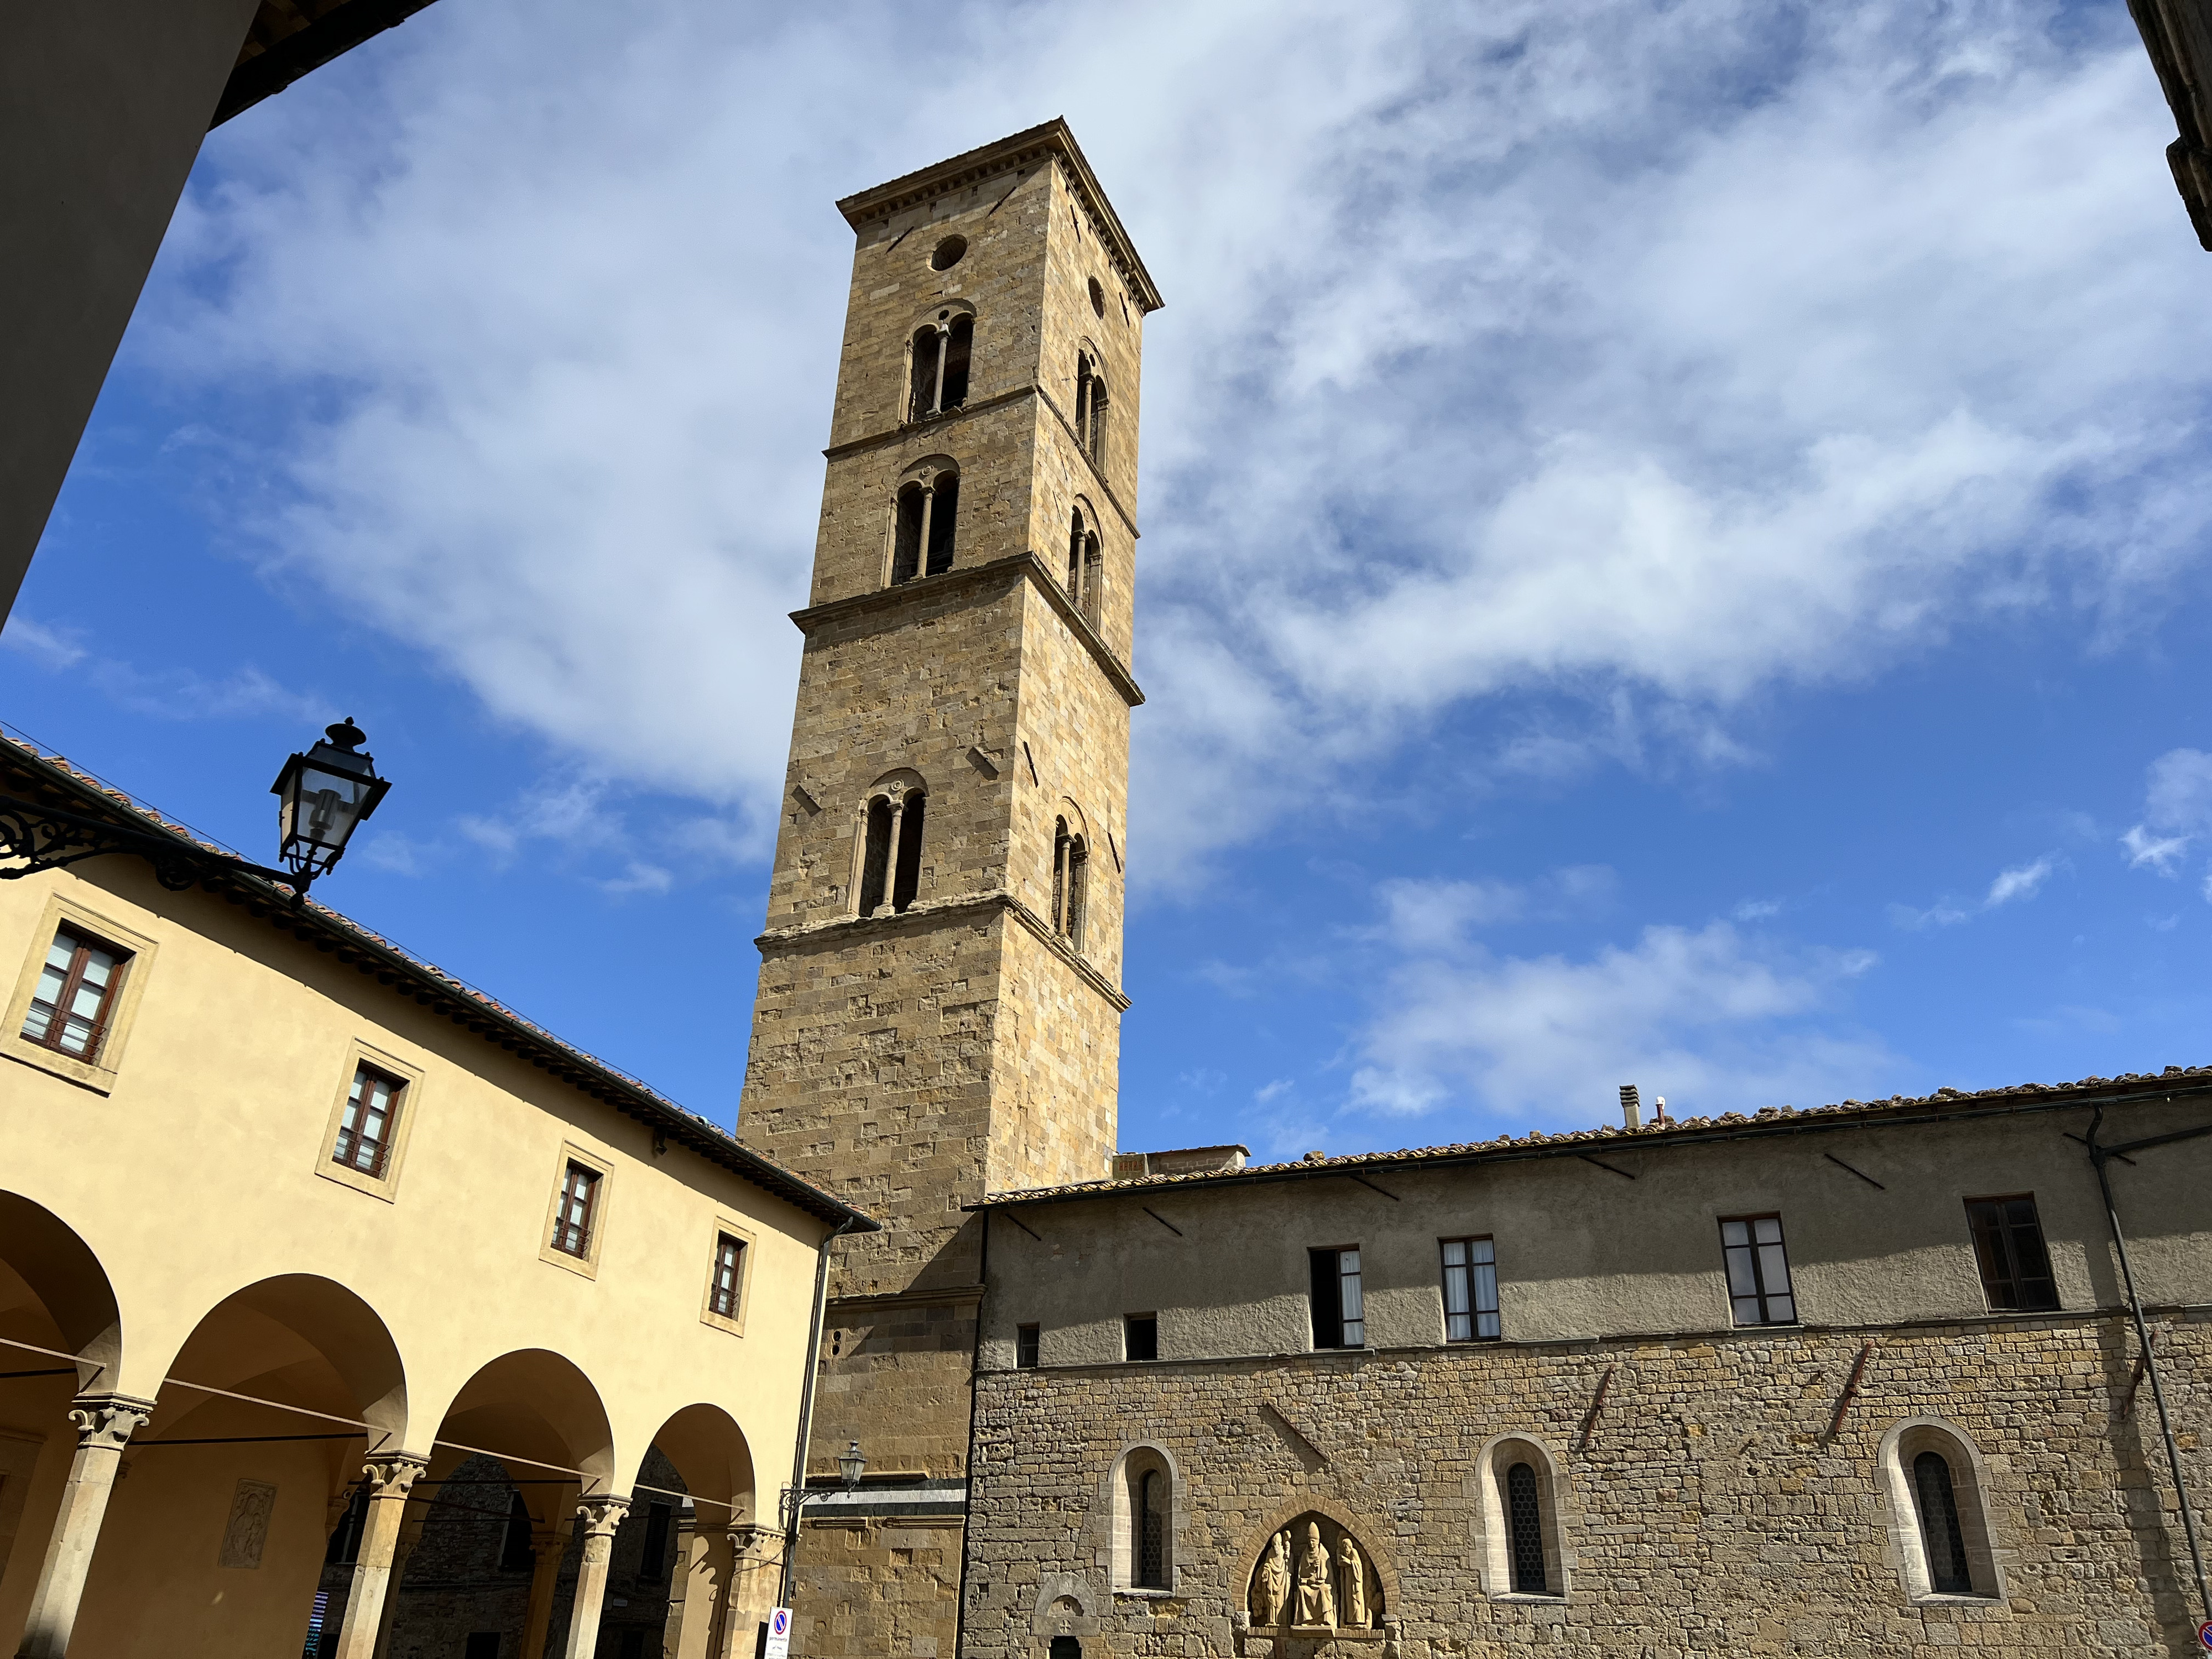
[737,121,1160,1659]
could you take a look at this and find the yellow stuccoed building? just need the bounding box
[0,734,875,1659]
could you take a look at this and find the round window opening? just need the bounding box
[1088,276,1106,317]
[931,235,968,272]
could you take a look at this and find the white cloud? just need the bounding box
[2,616,87,671]
[1370,866,1614,952]
[2122,825,2190,874]
[155,0,2210,882]
[1345,913,1889,1128]
[1985,855,2056,906]
[1892,851,2060,927]
[2121,748,2212,878]
[1253,1078,1294,1105]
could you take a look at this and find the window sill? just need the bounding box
[1910,1593,2003,1609]
[316,1160,398,1204]
[1489,1593,1567,1605]
[1114,1588,1179,1601]
[2,1037,119,1095]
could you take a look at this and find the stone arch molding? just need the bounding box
[1472,1430,1571,1600]
[1092,1439,1185,1593]
[1875,1415,2008,1604]
[1242,1498,1392,1636]
[1029,1573,1103,1636]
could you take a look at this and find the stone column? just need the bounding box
[14,1394,155,1659]
[329,1453,429,1659]
[560,1495,630,1659]
[522,1515,574,1659]
[874,796,906,917]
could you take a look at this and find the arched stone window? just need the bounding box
[891,461,959,585]
[1051,815,1088,951]
[909,312,973,421]
[1065,505,1103,624]
[855,775,927,918]
[1103,1445,1178,1592]
[1074,351,1108,465]
[1878,1418,2005,1602]
[1476,1435,1566,1600]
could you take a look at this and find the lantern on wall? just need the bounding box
[270,717,391,890]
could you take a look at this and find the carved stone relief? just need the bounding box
[1245,1512,1384,1635]
[218,1478,277,1569]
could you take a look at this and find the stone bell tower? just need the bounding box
[735,121,1160,1658]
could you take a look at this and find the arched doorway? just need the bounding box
[68,1273,406,1658]
[635,1404,760,1659]
[0,1192,122,1658]
[375,1350,617,1659]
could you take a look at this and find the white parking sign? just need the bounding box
[765,1608,793,1659]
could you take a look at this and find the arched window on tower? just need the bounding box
[858,783,927,919]
[891,467,959,586]
[1074,352,1109,466]
[1051,815,1088,951]
[909,315,974,422]
[1065,506,1104,625]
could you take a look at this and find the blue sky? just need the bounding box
[14,0,2212,1164]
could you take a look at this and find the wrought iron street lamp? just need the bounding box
[838,1441,867,1489]
[0,718,393,901]
[270,717,390,893]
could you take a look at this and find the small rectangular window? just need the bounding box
[1719,1214,1796,1326]
[497,1491,535,1571]
[1309,1246,1364,1348]
[1965,1194,2060,1311]
[465,1636,501,1659]
[551,1162,601,1259]
[1015,1323,1040,1369]
[332,1063,403,1178]
[22,927,127,1062]
[1441,1237,1500,1341]
[709,1234,745,1319]
[640,1500,672,1581]
[1124,1314,1157,1362]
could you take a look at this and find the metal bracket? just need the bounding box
[0,795,300,900]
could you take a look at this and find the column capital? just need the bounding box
[359,1452,430,1498]
[576,1494,630,1538]
[65,1394,156,1451]
[727,1522,770,1557]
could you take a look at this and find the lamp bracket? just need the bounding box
[0,795,299,899]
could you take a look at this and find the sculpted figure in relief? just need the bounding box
[1335,1536,1367,1627]
[1253,1531,1291,1626]
[1293,1521,1336,1627]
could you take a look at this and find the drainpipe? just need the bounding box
[2083,1105,2211,1629]
[781,1215,857,1613]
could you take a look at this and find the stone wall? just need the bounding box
[792,1516,967,1659]
[961,1313,2211,1658]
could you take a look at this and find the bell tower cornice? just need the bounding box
[836,117,1166,316]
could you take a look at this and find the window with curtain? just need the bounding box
[1441,1237,1500,1340]
[1308,1246,1364,1348]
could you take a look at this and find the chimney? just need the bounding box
[1654,1095,1669,1124]
[1619,1084,1641,1130]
